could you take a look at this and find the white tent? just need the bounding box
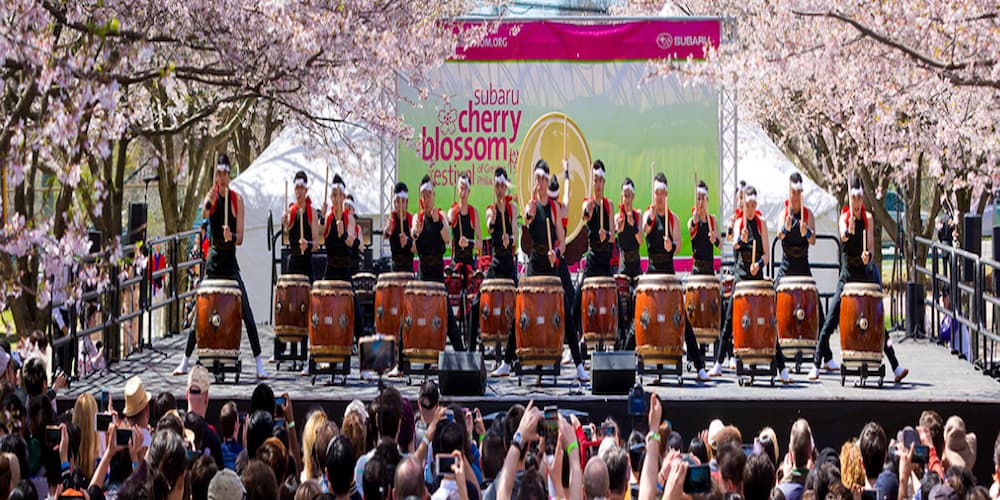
[232,124,381,321]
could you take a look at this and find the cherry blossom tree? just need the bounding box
[620,0,1000,279]
[2,0,491,335]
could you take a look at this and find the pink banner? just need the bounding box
[455,19,721,62]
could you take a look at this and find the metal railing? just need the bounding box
[37,229,205,382]
[914,236,999,379]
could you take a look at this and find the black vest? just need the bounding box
[646,210,675,274]
[451,206,475,265]
[489,201,514,260]
[288,200,313,257]
[388,212,414,272]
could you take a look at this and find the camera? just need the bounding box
[434,454,457,477]
[116,428,132,447]
[542,406,558,456]
[44,425,61,446]
[683,464,712,494]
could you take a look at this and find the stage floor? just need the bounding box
[63,325,1000,405]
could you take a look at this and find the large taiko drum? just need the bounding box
[274,274,310,342]
[839,282,884,365]
[633,274,685,364]
[352,272,377,299]
[374,272,412,336]
[402,281,448,364]
[309,280,355,361]
[732,280,778,364]
[684,275,721,345]
[580,277,618,345]
[721,274,736,298]
[515,276,564,366]
[196,279,242,359]
[479,278,516,344]
[776,276,820,351]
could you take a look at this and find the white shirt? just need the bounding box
[431,478,461,500]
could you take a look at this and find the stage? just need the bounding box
[58,325,1000,481]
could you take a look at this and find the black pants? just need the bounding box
[469,256,516,357]
[814,267,899,370]
[185,269,262,358]
[718,274,786,371]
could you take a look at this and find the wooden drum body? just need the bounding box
[633,275,685,363]
[684,275,721,345]
[309,280,355,361]
[515,276,564,366]
[352,273,377,298]
[274,274,310,341]
[732,280,778,364]
[839,282,884,365]
[402,281,448,363]
[374,272,412,336]
[776,277,820,349]
[479,279,516,344]
[196,279,242,359]
[581,277,618,345]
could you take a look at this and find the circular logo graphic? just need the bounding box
[515,112,592,242]
[656,32,673,50]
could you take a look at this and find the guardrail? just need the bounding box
[32,229,205,382]
[914,236,999,379]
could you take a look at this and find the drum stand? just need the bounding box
[637,359,684,386]
[273,337,308,371]
[308,356,350,386]
[735,358,777,386]
[839,361,885,388]
[200,357,242,384]
[778,346,817,374]
[401,358,438,385]
[514,361,560,387]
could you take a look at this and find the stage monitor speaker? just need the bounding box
[438,352,486,396]
[127,202,147,245]
[591,351,636,395]
[962,213,981,282]
[905,282,925,337]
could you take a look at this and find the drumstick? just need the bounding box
[298,195,303,242]
[323,163,329,213]
[562,115,568,164]
[224,187,229,230]
[283,180,288,245]
[547,211,554,251]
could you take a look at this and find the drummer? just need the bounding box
[322,175,356,282]
[642,173,710,381]
[615,177,643,278]
[174,153,268,380]
[572,161,615,350]
[282,171,320,277]
[412,174,465,352]
[447,172,482,291]
[688,180,722,275]
[711,184,792,383]
[523,161,588,382]
[615,177,642,349]
[774,173,816,283]
[812,175,908,382]
[383,182,415,273]
[476,168,520,375]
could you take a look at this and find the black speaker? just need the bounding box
[87,230,102,254]
[438,352,486,396]
[905,282,924,337]
[962,213,981,281]
[127,202,148,244]
[591,351,636,395]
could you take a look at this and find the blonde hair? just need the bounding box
[759,427,780,465]
[73,393,99,481]
[301,409,328,481]
[341,411,367,459]
[840,439,865,491]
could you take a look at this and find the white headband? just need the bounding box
[215,163,230,173]
[593,169,605,179]
[790,182,804,191]
[395,191,409,200]
[294,178,307,187]
[534,168,547,179]
[849,187,863,196]
[744,194,757,202]
[494,175,510,187]
[653,181,667,193]
[622,184,635,194]
[547,188,559,198]
[332,182,345,193]
[696,187,708,196]
[344,199,356,210]
[458,176,471,188]
[420,182,433,193]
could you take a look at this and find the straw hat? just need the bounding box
[123,376,151,417]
